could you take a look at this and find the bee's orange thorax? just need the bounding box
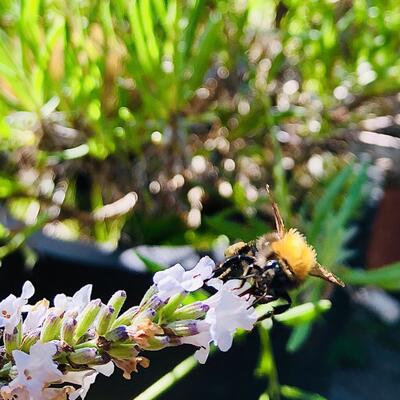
[270,228,317,281]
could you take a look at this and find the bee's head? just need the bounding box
[270,228,316,282]
[270,228,344,287]
[261,259,295,288]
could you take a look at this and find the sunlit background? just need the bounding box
[1,1,400,399]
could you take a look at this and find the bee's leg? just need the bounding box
[257,292,292,322]
[217,267,232,280]
[213,255,256,279]
[238,264,254,288]
[251,293,276,308]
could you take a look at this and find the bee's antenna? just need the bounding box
[310,263,345,287]
[266,185,285,237]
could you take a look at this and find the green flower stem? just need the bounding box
[257,326,280,400]
[132,355,198,400]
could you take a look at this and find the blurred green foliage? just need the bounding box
[2,0,399,251]
[1,1,400,399]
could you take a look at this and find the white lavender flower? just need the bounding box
[180,279,257,363]
[153,256,214,301]
[53,284,92,316]
[0,281,35,334]
[0,257,264,398]
[62,362,114,400]
[3,342,62,399]
[204,279,257,352]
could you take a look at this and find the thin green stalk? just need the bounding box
[257,325,280,400]
[132,355,198,400]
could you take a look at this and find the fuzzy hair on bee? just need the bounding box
[214,185,344,321]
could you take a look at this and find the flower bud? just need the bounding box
[104,326,129,343]
[145,295,163,312]
[111,306,139,329]
[107,291,126,327]
[61,317,77,345]
[139,285,157,307]
[163,320,200,337]
[68,347,108,365]
[4,326,21,354]
[107,343,138,360]
[96,305,114,336]
[172,302,209,320]
[21,329,41,353]
[145,335,180,351]
[131,308,156,324]
[74,299,102,341]
[40,312,62,342]
[159,293,185,321]
[129,295,162,324]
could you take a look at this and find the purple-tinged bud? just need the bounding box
[40,312,62,342]
[67,347,108,365]
[130,296,163,324]
[21,329,41,353]
[145,335,180,351]
[74,299,102,341]
[146,295,163,311]
[96,305,114,336]
[107,291,126,327]
[104,326,130,343]
[159,293,185,321]
[139,285,158,307]
[0,361,13,378]
[4,326,21,354]
[163,320,200,337]
[107,343,138,360]
[172,302,209,320]
[111,306,139,329]
[61,317,77,346]
[51,340,67,357]
[132,308,156,325]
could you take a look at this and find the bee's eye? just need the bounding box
[264,259,289,284]
[265,260,280,271]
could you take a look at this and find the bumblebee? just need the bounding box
[213,187,344,320]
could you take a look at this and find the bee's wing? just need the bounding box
[266,185,285,238]
[309,264,345,287]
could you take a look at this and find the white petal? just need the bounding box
[54,293,67,310]
[94,361,114,377]
[72,285,92,309]
[194,344,210,364]
[153,264,185,284]
[68,371,97,400]
[206,278,223,290]
[23,300,49,332]
[5,312,20,334]
[181,276,204,292]
[21,281,35,299]
[188,256,215,279]
[30,342,58,358]
[12,349,30,367]
[215,331,233,352]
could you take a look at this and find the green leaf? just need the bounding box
[286,323,312,353]
[128,0,153,73]
[182,0,206,60]
[275,300,331,327]
[188,12,221,91]
[307,163,353,243]
[340,262,400,291]
[281,385,327,400]
[139,0,160,65]
[272,132,291,224]
[134,251,164,273]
